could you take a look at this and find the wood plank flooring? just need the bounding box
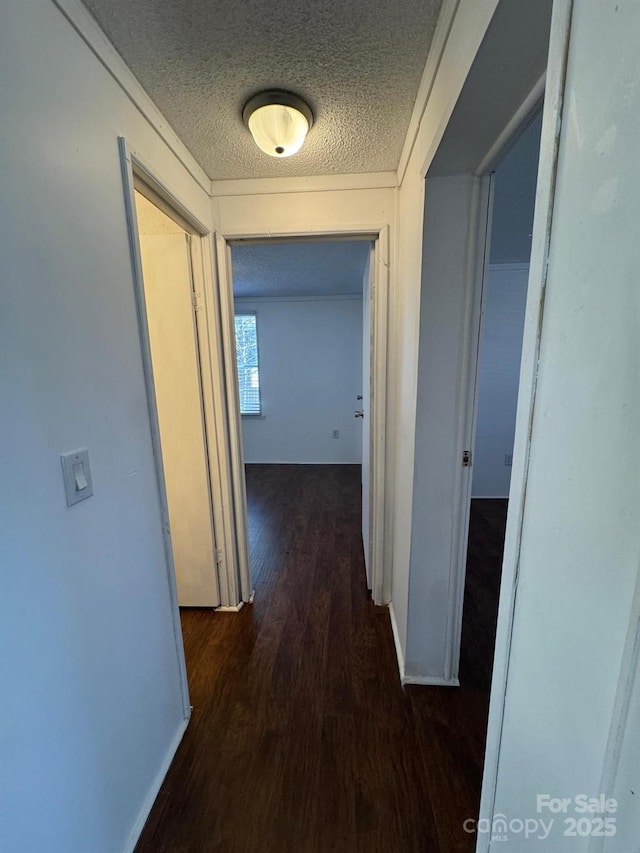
[136,465,505,853]
[459,499,508,690]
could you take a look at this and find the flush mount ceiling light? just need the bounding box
[242,90,313,158]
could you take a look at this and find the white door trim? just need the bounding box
[214,234,252,605]
[445,172,494,683]
[118,137,192,718]
[369,226,391,604]
[214,224,391,607]
[186,235,235,605]
[476,0,574,847]
[124,151,241,609]
[129,176,226,609]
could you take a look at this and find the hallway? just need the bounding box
[136,465,492,852]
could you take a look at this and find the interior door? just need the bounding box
[361,247,373,587]
[138,217,220,607]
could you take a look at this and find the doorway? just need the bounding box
[132,188,220,607]
[214,228,389,607]
[227,238,375,594]
[403,0,562,843]
[459,112,543,689]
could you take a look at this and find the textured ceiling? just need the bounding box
[134,191,185,235]
[231,241,371,299]
[82,0,442,180]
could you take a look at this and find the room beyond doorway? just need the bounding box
[231,240,370,467]
[222,236,386,601]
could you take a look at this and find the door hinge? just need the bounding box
[215,548,223,566]
[462,450,472,467]
[192,291,203,312]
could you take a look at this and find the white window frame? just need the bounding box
[234,310,263,418]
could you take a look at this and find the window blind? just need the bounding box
[234,313,261,415]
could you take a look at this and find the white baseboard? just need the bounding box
[388,602,406,681]
[387,604,460,688]
[216,601,244,612]
[402,673,460,687]
[126,716,189,852]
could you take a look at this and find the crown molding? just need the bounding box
[210,172,398,198]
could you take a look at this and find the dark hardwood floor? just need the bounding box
[136,465,505,853]
[459,499,508,690]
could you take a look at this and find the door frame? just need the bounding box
[361,246,375,587]
[478,0,573,840]
[215,224,391,606]
[434,0,573,845]
[119,138,230,714]
[444,172,494,682]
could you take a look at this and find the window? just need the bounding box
[234,313,262,415]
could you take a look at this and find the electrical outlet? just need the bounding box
[332,429,339,439]
[504,453,513,466]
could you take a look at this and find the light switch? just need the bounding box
[73,462,88,491]
[61,448,94,507]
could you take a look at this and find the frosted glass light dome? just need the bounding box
[243,91,314,159]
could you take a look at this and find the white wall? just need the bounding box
[0,2,212,850]
[471,264,529,498]
[235,297,363,464]
[490,111,543,264]
[390,0,500,673]
[487,0,640,846]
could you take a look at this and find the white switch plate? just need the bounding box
[61,447,94,507]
